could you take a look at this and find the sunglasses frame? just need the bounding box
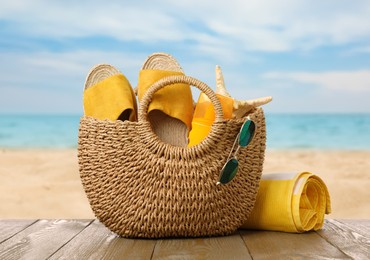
[217,117,256,185]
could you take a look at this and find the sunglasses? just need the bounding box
[217,118,256,185]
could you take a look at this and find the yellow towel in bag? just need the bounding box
[242,172,331,233]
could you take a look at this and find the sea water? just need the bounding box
[0,113,369,149]
[266,113,370,150]
[0,114,80,148]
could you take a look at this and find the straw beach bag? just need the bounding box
[78,75,266,238]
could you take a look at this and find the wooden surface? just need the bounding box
[0,219,368,259]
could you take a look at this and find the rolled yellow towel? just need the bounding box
[242,172,331,233]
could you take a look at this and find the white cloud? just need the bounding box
[1,0,370,52]
[263,70,370,92]
[0,50,148,113]
[1,1,370,113]
[203,0,370,52]
[0,1,187,41]
[1,49,369,114]
[347,46,370,54]
[0,48,257,113]
[0,50,145,84]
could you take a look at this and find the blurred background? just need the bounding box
[0,0,369,219]
[1,0,370,149]
[1,1,370,114]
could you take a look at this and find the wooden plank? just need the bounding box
[49,219,156,259]
[0,219,368,259]
[240,230,350,259]
[338,219,370,237]
[102,236,156,260]
[0,220,36,243]
[152,233,252,260]
[317,219,370,260]
[0,219,91,260]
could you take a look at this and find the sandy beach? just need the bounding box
[0,148,369,219]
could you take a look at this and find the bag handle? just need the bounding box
[138,75,224,123]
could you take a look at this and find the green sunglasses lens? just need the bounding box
[239,119,256,147]
[219,158,239,184]
[218,119,256,185]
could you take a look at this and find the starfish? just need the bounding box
[215,65,272,118]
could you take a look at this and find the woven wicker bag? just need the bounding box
[78,75,266,238]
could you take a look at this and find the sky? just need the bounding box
[0,0,370,114]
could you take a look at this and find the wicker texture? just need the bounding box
[141,52,183,72]
[84,64,121,89]
[78,75,266,238]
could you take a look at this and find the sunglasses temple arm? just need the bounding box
[234,144,241,157]
[226,132,240,161]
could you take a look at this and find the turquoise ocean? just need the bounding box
[0,114,369,149]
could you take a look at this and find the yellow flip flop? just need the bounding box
[83,64,137,121]
[137,53,193,147]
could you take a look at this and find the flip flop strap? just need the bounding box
[139,75,224,124]
[84,74,136,121]
[137,69,194,129]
